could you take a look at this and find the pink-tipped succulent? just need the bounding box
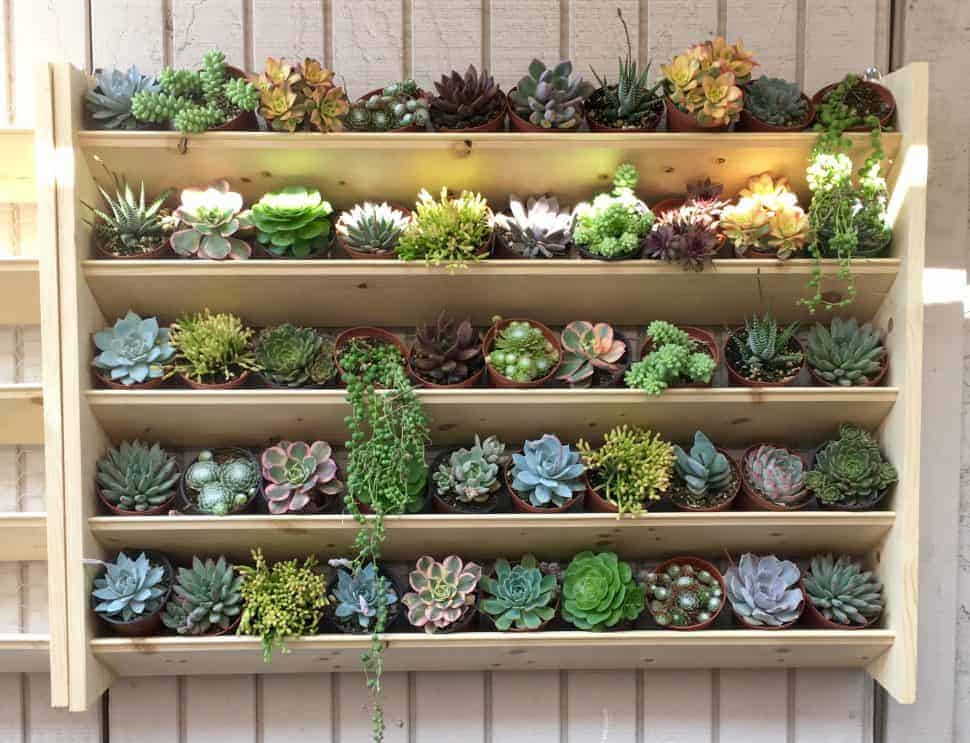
[171,180,252,260]
[402,555,482,633]
[556,321,626,387]
[260,440,341,514]
[743,444,808,507]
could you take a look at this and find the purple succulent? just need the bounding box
[261,440,341,514]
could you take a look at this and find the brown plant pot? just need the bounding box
[646,556,726,631]
[507,88,585,133]
[504,460,585,514]
[483,317,562,388]
[639,325,719,389]
[408,356,485,389]
[178,447,262,515]
[586,86,662,132]
[209,66,259,132]
[651,197,686,218]
[94,237,171,260]
[335,205,411,259]
[669,448,741,512]
[738,94,815,132]
[583,470,661,514]
[432,92,508,132]
[178,369,252,390]
[427,448,507,515]
[731,595,805,631]
[737,444,814,511]
[325,567,405,633]
[95,550,174,637]
[94,369,168,390]
[799,578,881,629]
[724,327,806,388]
[334,326,409,388]
[357,87,429,132]
[664,97,731,133]
[96,482,178,516]
[808,355,889,388]
[811,80,896,131]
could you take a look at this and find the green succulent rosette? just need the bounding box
[245,185,334,258]
[561,551,643,631]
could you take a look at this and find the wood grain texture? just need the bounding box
[260,674,333,743]
[719,669,788,742]
[646,0,718,70]
[108,678,179,743]
[171,0,245,69]
[566,670,637,742]
[252,0,325,66]
[332,0,404,97]
[489,0,560,91]
[569,1,639,85]
[90,0,165,72]
[726,0,797,80]
[642,670,713,741]
[415,672,485,742]
[412,0,482,89]
[490,671,559,742]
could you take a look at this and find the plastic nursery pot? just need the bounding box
[94,550,174,637]
[811,80,896,131]
[426,448,508,515]
[647,556,726,631]
[504,460,585,514]
[731,594,805,631]
[664,97,731,133]
[798,578,881,630]
[482,317,563,389]
[506,88,585,133]
[210,66,259,132]
[737,444,815,512]
[178,369,252,390]
[325,567,406,634]
[639,325,719,389]
[724,327,806,388]
[335,205,412,260]
[432,91,508,133]
[357,87,429,133]
[669,448,741,512]
[96,481,179,517]
[94,236,171,261]
[807,355,889,389]
[93,368,168,391]
[177,447,262,515]
[738,94,815,132]
[333,326,409,388]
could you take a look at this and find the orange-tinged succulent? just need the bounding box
[740,173,798,212]
[768,206,809,258]
[697,71,742,126]
[721,197,771,246]
[662,54,701,104]
[724,174,808,258]
[308,85,349,132]
[259,83,304,132]
[665,37,757,122]
[299,58,335,93]
[253,57,300,90]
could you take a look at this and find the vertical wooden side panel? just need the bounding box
[23,562,47,633]
[566,670,637,742]
[725,0,797,80]
[803,0,878,93]
[642,670,713,741]
[568,1,639,83]
[171,0,246,69]
[252,0,325,66]
[411,0,483,89]
[0,674,24,742]
[414,672,485,743]
[718,670,788,742]
[489,0,560,91]
[332,0,405,98]
[646,0,718,70]
[108,678,180,743]
[338,671,409,743]
[27,673,100,742]
[794,670,866,743]
[260,674,333,743]
[21,447,43,513]
[184,676,256,743]
[90,0,166,72]
[490,671,559,742]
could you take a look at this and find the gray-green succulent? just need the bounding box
[85,66,160,130]
[434,435,509,505]
[510,434,586,508]
[803,553,883,626]
[493,194,572,258]
[93,551,169,622]
[161,556,243,635]
[673,431,733,505]
[725,553,803,627]
[92,311,175,386]
[806,317,886,386]
[744,76,809,128]
[806,424,897,507]
[509,59,594,129]
[337,202,410,255]
[480,554,558,631]
[329,561,399,631]
[184,450,259,516]
[97,440,179,512]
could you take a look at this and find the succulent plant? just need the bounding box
[730,312,803,382]
[161,556,243,635]
[744,76,809,127]
[644,561,724,627]
[307,336,337,386]
[480,554,558,631]
[662,38,757,126]
[347,79,429,131]
[625,321,715,395]
[430,65,504,130]
[170,309,259,384]
[86,66,160,130]
[96,440,179,512]
[673,431,733,504]
[510,59,593,129]
[486,319,558,383]
[578,425,674,516]
[338,336,406,387]
[806,317,886,386]
[337,202,410,255]
[721,173,809,259]
[171,180,250,260]
[329,561,398,631]
[396,187,492,269]
[803,553,883,626]
[84,174,173,256]
[725,553,802,627]
[243,186,334,258]
[92,311,175,385]
[255,324,327,387]
[557,321,626,387]
[402,555,482,633]
[93,551,169,622]
[743,444,809,507]
[261,440,342,514]
[493,194,572,259]
[511,434,586,508]
[410,312,483,385]
[184,449,260,516]
[433,435,508,505]
[562,551,643,631]
[572,164,655,258]
[806,424,897,507]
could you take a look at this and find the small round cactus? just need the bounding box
[644,560,724,628]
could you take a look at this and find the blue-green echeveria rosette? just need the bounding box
[561,551,644,631]
[93,310,175,385]
[725,553,803,627]
[479,554,558,631]
[92,551,170,622]
[329,560,399,631]
[511,434,586,508]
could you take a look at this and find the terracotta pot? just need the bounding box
[427,448,507,515]
[808,355,889,389]
[96,483,178,516]
[95,550,174,637]
[335,205,411,259]
[560,336,632,389]
[669,448,741,512]
[811,80,895,131]
[178,447,262,515]
[799,578,881,630]
[586,86,661,132]
[639,325,719,389]
[583,470,661,514]
[210,66,259,132]
[664,97,730,132]
[739,93,815,132]
[651,197,686,218]
[94,369,167,390]
[646,556,726,631]
[357,87,429,132]
[178,370,252,390]
[94,237,171,260]
[432,92,507,132]
[731,595,805,631]
[737,444,814,512]
[326,567,405,633]
[507,88,585,133]
[483,318,562,388]
[504,460,585,514]
[334,326,409,387]
[724,327,806,388]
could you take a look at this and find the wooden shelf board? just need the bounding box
[0,512,47,561]
[0,257,40,325]
[90,629,895,677]
[85,387,898,449]
[81,258,900,326]
[0,384,44,444]
[0,129,36,203]
[0,634,51,672]
[89,511,894,562]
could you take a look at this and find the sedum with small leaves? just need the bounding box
[572,164,654,258]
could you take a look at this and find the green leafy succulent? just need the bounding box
[806,317,886,386]
[244,186,334,258]
[625,321,715,395]
[84,174,173,256]
[480,555,558,631]
[162,556,243,635]
[433,435,508,505]
[337,202,410,255]
[509,59,593,129]
[572,164,654,258]
[562,551,643,631]
[486,319,558,383]
[806,424,897,507]
[396,187,492,269]
[744,76,809,127]
[803,553,883,626]
[730,312,803,382]
[644,561,724,627]
[184,449,260,516]
[85,66,160,130]
[96,440,179,512]
[170,309,259,384]
[255,324,327,387]
[672,431,733,507]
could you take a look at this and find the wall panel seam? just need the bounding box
[711,669,720,743]
[243,0,254,72]
[402,0,412,81]
[559,670,568,743]
[795,0,806,90]
[331,671,340,743]
[483,670,492,743]
[787,669,796,743]
[20,672,28,743]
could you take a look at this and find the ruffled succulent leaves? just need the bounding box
[725,553,802,627]
[402,555,482,632]
[261,440,340,514]
[243,186,334,258]
[171,180,251,260]
[561,551,643,631]
[480,555,557,631]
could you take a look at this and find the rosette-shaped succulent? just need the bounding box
[261,440,341,514]
[673,431,732,501]
[725,553,802,627]
[562,551,643,631]
[434,435,508,505]
[806,317,886,387]
[93,311,175,385]
[493,194,572,258]
[510,59,593,129]
[662,37,755,127]
[557,321,626,387]
[572,164,654,258]
[511,434,586,508]
[730,312,803,382]
[337,202,410,255]
[744,76,809,127]
[743,444,809,507]
[411,312,483,385]
[806,424,897,507]
[329,561,398,631]
[721,173,808,259]
[480,554,558,631]
[161,556,243,635]
[184,450,259,516]
[250,57,347,132]
[430,65,504,130]
[644,560,724,627]
[402,555,482,633]
[244,186,334,258]
[171,180,250,260]
[85,66,160,130]
[93,551,169,622]
[255,324,326,388]
[96,440,179,512]
[803,553,883,626]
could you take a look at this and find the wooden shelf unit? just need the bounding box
[0,257,40,325]
[0,513,47,561]
[48,62,927,711]
[0,383,44,444]
[0,634,51,672]
[0,128,38,204]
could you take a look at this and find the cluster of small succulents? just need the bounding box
[410,312,484,385]
[250,57,349,132]
[243,185,334,258]
[572,164,655,259]
[402,555,482,633]
[625,321,716,394]
[562,551,644,631]
[92,311,175,385]
[480,554,558,631]
[493,194,573,259]
[396,187,492,268]
[328,560,399,632]
[509,59,593,129]
[261,440,342,514]
[347,79,429,131]
[725,554,803,627]
[85,174,174,256]
[171,180,251,260]
[510,434,586,508]
[672,431,734,508]
[805,317,886,386]
[486,319,559,382]
[802,553,883,626]
[729,312,803,383]
[556,321,627,387]
[742,444,810,508]
[161,556,243,635]
[806,424,897,507]
[255,324,335,388]
[96,440,179,512]
[644,179,727,271]
[744,76,810,127]
[434,435,508,506]
[430,65,504,130]
[184,449,260,516]
[721,173,809,259]
[93,551,170,622]
[169,309,259,384]
[337,337,405,387]
[85,66,160,130]
[337,202,411,255]
[644,561,724,627]
[662,37,758,126]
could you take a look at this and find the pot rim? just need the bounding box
[483,317,563,388]
[724,326,806,388]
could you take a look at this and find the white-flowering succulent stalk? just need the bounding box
[171,179,251,260]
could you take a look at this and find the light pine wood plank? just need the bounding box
[16,205,37,258]
[566,670,637,742]
[0,674,24,742]
[338,671,409,743]
[412,0,483,89]
[0,330,15,382]
[22,327,41,383]
[108,678,179,743]
[726,0,797,81]
[489,0,561,91]
[0,207,16,256]
[27,673,101,742]
[260,674,333,743]
[90,0,165,72]
[332,0,404,98]
[646,0,718,70]
[21,447,43,512]
[569,1,639,84]
[794,670,866,743]
[184,676,256,743]
[414,672,485,743]
[23,562,46,633]
[0,447,16,511]
[719,669,788,742]
[803,0,878,93]
[171,0,246,69]
[0,563,19,632]
[642,670,713,741]
[252,0,325,66]
[490,671,559,742]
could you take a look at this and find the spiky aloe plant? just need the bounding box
[730,312,803,382]
[337,202,410,255]
[83,174,173,256]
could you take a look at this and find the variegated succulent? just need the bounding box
[261,440,342,514]
[402,555,482,633]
